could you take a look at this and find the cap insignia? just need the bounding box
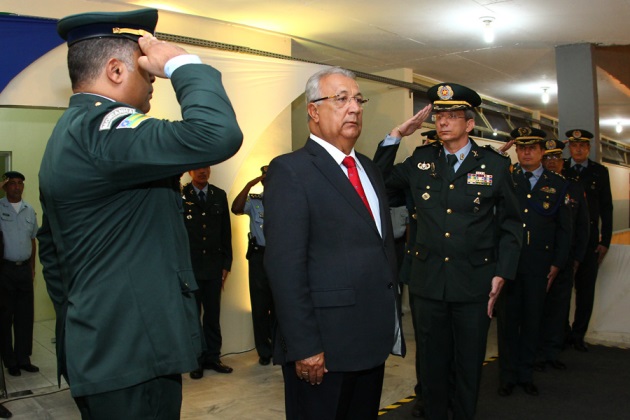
[437,85,454,101]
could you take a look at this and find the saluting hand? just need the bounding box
[390,104,432,138]
[137,34,189,78]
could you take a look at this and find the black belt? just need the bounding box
[3,259,30,266]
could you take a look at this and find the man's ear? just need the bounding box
[307,103,319,122]
[465,118,475,133]
[106,58,125,84]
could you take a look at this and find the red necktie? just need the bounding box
[342,156,373,218]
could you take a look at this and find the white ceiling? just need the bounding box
[108,0,630,143]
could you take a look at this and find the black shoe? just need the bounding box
[573,339,588,352]
[547,359,567,370]
[0,403,12,419]
[533,361,546,372]
[411,397,425,417]
[19,363,39,373]
[203,360,233,374]
[259,356,271,366]
[189,367,204,379]
[497,383,514,397]
[518,382,539,396]
[7,367,20,377]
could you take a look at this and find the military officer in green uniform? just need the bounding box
[182,166,233,378]
[496,128,572,397]
[562,129,613,352]
[37,8,242,419]
[385,84,522,420]
[536,139,589,370]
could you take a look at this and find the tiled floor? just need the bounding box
[1,309,500,419]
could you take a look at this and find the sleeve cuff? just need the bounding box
[164,54,203,78]
[381,134,402,147]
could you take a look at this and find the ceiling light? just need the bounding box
[492,128,498,136]
[541,87,550,104]
[616,121,622,133]
[480,17,495,43]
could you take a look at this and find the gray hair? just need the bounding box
[305,67,357,121]
[464,109,476,120]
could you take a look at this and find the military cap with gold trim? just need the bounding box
[2,171,25,181]
[427,83,482,111]
[565,129,593,143]
[57,8,158,46]
[542,138,565,156]
[510,126,546,145]
[423,129,439,143]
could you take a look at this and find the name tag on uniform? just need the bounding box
[467,171,493,186]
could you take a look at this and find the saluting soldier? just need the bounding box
[231,165,275,367]
[496,128,572,397]
[37,8,242,418]
[385,84,522,420]
[562,129,613,352]
[536,139,589,370]
[182,166,233,379]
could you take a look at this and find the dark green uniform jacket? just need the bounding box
[37,64,242,397]
[387,140,523,302]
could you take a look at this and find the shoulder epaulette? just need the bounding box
[482,144,509,158]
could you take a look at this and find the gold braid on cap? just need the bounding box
[113,27,152,37]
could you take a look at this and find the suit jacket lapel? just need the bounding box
[305,139,379,234]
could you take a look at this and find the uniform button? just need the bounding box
[484,258,489,262]
[449,184,455,190]
[415,251,419,256]
[202,212,206,216]
[545,245,550,250]
[387,282,394,289]
[523,223,526,228]
[444,257,450,262]
[426,186,431,190]
[524,209,528,213]
[444,232,451,238]
[406,250,411,255]
[447,209,452,214]
[527,194,531,199]
[202,237,206,241]
[412,213,417,220]
[202,250,206,254]
[184,282,189,288]
[203,224,206,228]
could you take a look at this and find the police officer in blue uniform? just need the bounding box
[562,129,613,352]
[385,84,522,419]
[231,165,275,366]
[182,166,233,378]
[536,139,589,370]
[497,128,572,397]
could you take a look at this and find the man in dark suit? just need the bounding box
[182,166,233,379]
[385,84,522,419]
[562,129,613,352]
[537,139,589,370]
[37,9,242,418]
[264,67,403,420]
[496,128,571,397]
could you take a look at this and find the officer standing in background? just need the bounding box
[562,129,613,352]
[536,139,589,370]
[231,165,274,366]
[385,84,522,419]
[0,172,39,378]
[497,128,571,397]
[182,166,234,379]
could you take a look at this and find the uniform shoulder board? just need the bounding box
[249,193,263,200]
[548,170,566,180]
[482,144,509,158]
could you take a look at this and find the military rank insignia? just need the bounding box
[422,192,430,200]
[467,171,493,186]
[418,162,431,170]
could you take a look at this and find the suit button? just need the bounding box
[444,257,450,262]
[387,282,394,289]
[444,232,451,238]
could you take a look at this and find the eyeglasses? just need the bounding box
[311,94,369,108]
[543,155,562,160]
[431,112,467,122]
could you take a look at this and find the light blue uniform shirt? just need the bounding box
[243,194,266,246]
[0,198,38,261]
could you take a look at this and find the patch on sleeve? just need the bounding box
[116,113,154,129]
[99,107,135,131]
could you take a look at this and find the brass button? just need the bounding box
[447,209,452,214]
[484,258,489,262]
[449,184,455,190]
[527,194,531,199]
[202,237,206,241]
[523,223,527,228]
[444,232,451,238]
[426,186,431,190]
[524,209,528,213]
[444,257,450,262]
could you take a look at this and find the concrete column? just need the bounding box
[556,43,600,161]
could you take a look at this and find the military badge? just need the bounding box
[437,85,454,100]
[573,130,582,138]
[546,140,556,150]
[422,192,431,200]
[100,107,135,130]
[467,171,493,186]
[473,197,481,204]
[473,151,479,158]
[518,127,532,137]
[418,162,431,170]
[543,202,550,210]
[539,186,557,194]
[186,215,192,219]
